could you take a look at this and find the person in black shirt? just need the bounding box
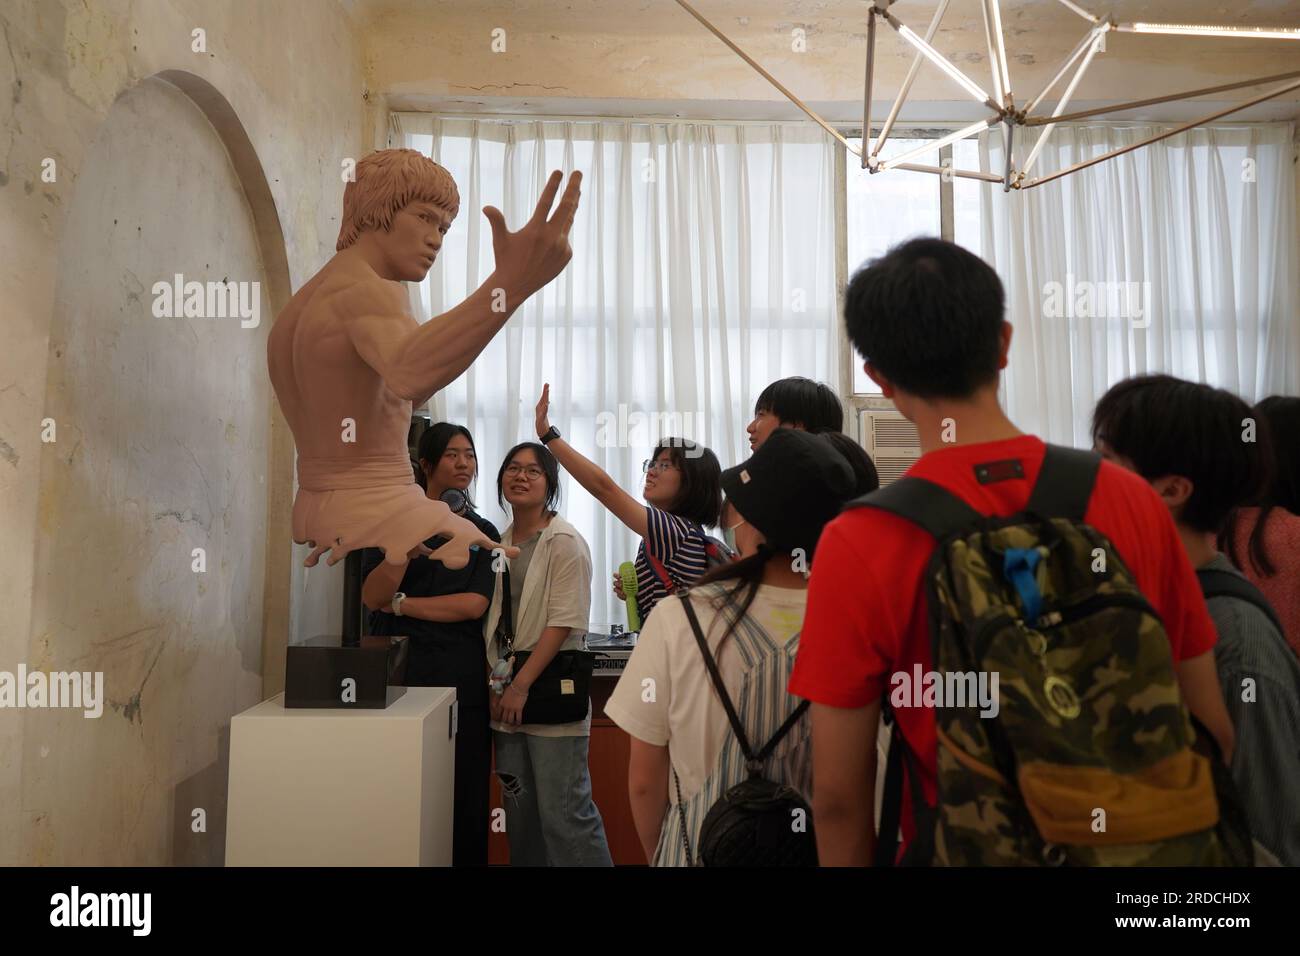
[361,422,499,866]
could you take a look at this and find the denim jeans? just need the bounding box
[493,731,613,867]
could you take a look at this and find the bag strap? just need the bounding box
[704,535,738,564]
[678,594,809,775]
[1197,568,1286,638]
[647,522,723,595]
[646,552,676,595]
[495,565,515,657]
[874,712,929,867]
[849,445,1103,536]
[848,476,982,540]
[673,768,693,867]
[875,713,905,867]
[1025,444,1101,520]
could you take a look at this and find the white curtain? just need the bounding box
[397,115,838,626]
[974,121,1299,448]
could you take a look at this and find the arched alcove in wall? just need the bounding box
[28,70,292,865]
[153,69,296,700]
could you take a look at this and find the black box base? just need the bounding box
[284,635,409,709]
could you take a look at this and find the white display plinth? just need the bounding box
[226,687,457,866]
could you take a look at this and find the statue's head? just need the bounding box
[336,148,460,281]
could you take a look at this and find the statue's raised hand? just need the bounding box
[482,170,582,302]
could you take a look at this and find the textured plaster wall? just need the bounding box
[0,0,365,865]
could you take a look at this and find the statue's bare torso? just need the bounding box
[268,255,492,569]
[268,258,413,464]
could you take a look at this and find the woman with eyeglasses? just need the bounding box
[533,384,724,625]
[482,441,613,866]
[360,422,499,867]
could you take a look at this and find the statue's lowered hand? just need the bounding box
[483,169,582,303]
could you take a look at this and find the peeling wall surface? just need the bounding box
[0,0,365,865]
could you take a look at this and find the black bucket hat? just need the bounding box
[721,427,857,560]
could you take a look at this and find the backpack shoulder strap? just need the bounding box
[646,551,676,595]
[677,594,808,774]
[1196,568,1286,638]
[876,715,905,867]
[704,535,738,564]
[679,594,756,766]
[875,716,929,867]
[1026,444,1101,520]
[845,476,982,540]
[753,699,811,763]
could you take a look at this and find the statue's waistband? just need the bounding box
[296,454,414,492]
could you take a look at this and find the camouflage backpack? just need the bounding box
[853,445,1252,867]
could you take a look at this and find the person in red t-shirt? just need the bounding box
[789,238,1235,867]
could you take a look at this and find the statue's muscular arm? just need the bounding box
[336,277,519,408]
[340,169,581,405]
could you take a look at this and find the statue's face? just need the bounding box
[377,200,455,282]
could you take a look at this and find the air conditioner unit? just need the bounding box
[860,405,921,485]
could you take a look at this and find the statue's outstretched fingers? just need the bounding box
[483,204,508,240]
[475,533,519,559]
[530,170,564,224]
[427,535,472,571]
[551,171,582,230]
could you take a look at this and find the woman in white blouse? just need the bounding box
[483,441,612,866]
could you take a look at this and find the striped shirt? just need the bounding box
[1202,554,1300,866]
[604,583,812,867]
[633,506,709,623]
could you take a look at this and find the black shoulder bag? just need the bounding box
[494,565,596,725]
[672,594,817,866]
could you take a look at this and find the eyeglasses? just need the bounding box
[504,464,545,480]
[641,459,677,474]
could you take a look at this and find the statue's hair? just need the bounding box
[336,149,460,252]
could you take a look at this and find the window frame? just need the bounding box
[835,127,967,440]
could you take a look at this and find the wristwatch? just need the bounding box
[391,592,407,616]
[540,425,561,445]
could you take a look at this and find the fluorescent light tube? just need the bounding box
[986,0,1012,101]
[879,119,993,170]
[1127,23,1300,40]
[888,15,994,104]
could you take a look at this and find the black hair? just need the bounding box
[689,544,773,661]
[692,432,858,656]
[1091,374,1269,535]
[1254,396,1300,514]
[754,377,844,433]
[844,237,1005,400]
[417,421,478,507]
[1223,395,1300,577]
[497,442,561,515]
[818,431,880,498]
[650,438,723,528]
